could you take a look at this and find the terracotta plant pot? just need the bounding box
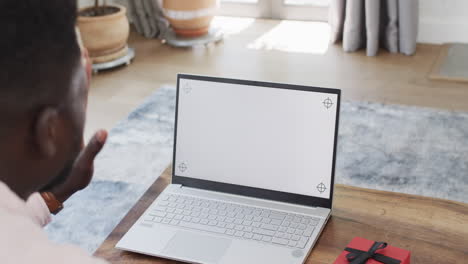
[162,0,218,38]
[78,4,130,63]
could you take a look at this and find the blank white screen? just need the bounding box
[175,78,338,199]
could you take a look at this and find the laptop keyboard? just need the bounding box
[142,193,320,249]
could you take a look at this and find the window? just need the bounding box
[219,0,330,21]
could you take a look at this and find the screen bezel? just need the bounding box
[172,74,341,209]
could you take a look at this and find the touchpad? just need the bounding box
[162,231,231,263]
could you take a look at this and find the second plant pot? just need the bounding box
[162,0,218,38]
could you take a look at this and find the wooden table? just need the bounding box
[95,167,468,263]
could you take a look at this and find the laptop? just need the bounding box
[116,74,341,264]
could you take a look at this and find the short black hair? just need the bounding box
[0,0,81,112]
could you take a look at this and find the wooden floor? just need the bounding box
[86,17,468,140]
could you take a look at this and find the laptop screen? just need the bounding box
[174,76,339,201]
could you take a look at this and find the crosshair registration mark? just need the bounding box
[178,162,187,172]
[316,182,327,193]
[323,97,333,109]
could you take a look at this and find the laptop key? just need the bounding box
[200,213,209,218]
[234,231,244,237]
[243,232,253,239]
[261,223,279,231]
[288,241,297,247]
[271,219,282,226]
[179,221,226,234]
[303,226,315,237]
[227,212,236,217]
[153,207,166,212]
[226,229,235,235]
[218,210,227,216]
[174,215,183,220]
[253,234,262,241]
[151,211,166,218]
[235,225,243,231]
[310,219,319,226]
[166,213,175,219]
[253,228,275,236]
[272,237,288,245]
[296,236,309,249]
[262,236,272,242]
[191,211,200,217]
[275,232,286,238]
[244,226,253,232]
[269,213,286,221]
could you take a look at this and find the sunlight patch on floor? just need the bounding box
[212,16,256,36]
[247,20,331,54]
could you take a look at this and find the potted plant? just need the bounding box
[77,0,130,63]
[162,0,219,37]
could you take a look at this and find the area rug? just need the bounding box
[45,85,468,254]
[430,43,468,83]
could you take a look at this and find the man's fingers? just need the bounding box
[75,130,108,171]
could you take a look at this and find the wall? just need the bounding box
[418,0,468,44]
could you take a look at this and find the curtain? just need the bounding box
[329,0,419,56]
[126,0,169,38]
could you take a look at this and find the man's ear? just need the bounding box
[34,108,60,158]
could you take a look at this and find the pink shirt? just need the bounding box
[0,181,107,264]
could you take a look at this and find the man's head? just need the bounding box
[0,0,87,199]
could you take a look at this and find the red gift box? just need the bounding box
[333,237,410,264]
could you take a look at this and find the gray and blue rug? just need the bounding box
[45,85,468,253]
